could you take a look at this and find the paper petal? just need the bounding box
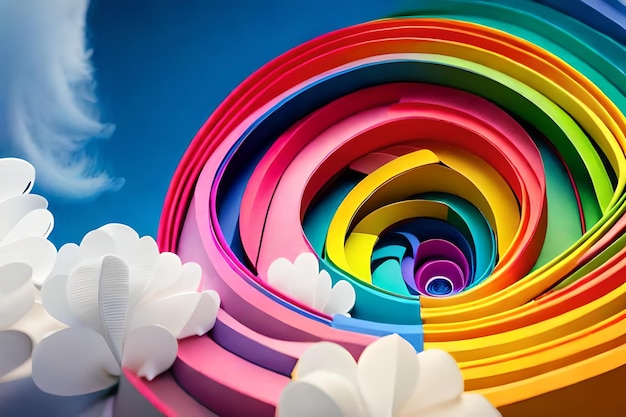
[401,349,464,414]
[0,262,35,328]
[357,334,420,417]
[313,269,332,311]
[79,229,117,260]
[0,237,56,286]
[100,223,139,255]
[3,208,54,244]
[177,290,220,338]
[169,261,202,294]
[0,194,48,242]
[98,255,130,363]
[456,393,502,417]
[32,327,120,396]
[66,259,106,332]
[150,260,202,299]
[10,302,66,344]
[126,236,160,303]
[121,325,178,380]
[129,292,204,337]
[0,330,33,377]
[293,252,319,277]
[140,252,182,300]
[292,253,319,305]
[48,243,80,279]
[294,342,357,385]
[268,257,295,294]
[323,280,356,315]
[41,274,76,326]
[399,393,502,417]
[278,371,365,417]
[0,158,35,202]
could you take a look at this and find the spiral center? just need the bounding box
[426,276,454,296]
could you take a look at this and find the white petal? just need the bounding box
[313,269,332,311]
[267,257,295,294]
[129,292,203,336]
[0,262,35,328]
[3,208,54,243]
[151,260,202,299]
[293,252,319,276]
[278,371,365,417]
[0,237,56,286]
[171,261,202,293]
[48,243,80,279]
[98,255,130,362]
[66,259,105,332]
[126,236,160,304]
[399,393,501,417]
[0,330,32,377]
[99,223,139,255]
[0,194,48,242]
[294,341,357,385]
[323,280,356,315]
[121,325,177,380]
[292,253,319,305]
[401,349,464,414]
[41,274,76,326]
[177,290,220,338]
[79,228,117,260]
[140,251,182,300]
[457,393,502,417]
[294,276,317,307]
[357,334,420,417]
[0,158,35,202]
[32,327,120,396]
[10,302,66,344]
[2,303,66,381]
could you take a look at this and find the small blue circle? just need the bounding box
[427,278,453,295]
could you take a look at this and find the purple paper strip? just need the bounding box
[414,239,470,285]
[415,260,464,296]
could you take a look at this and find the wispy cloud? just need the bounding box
[0,0,123,200]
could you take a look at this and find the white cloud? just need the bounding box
[0,0,123,200]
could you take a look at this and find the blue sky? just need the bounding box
[1,0,409,248]
[1,2,413,414]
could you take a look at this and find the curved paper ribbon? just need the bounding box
[121,2,626,416]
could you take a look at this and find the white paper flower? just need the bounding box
[32,223,220,396]
[267,252,356,315]
[1,302,65,382]
[0,158,56,379]
[278,334,502,417]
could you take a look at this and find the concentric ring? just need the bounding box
[123,2,626,416]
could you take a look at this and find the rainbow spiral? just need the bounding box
[122,1,626,416]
